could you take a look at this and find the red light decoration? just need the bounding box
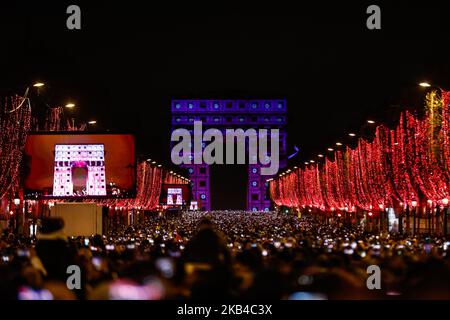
[98,162,189,211]
[164,173,187,185]
[404,111,448,203]
[1,94,188,213]
[442,91,450,181]
[0,95,32,199]
[270,91,450,213]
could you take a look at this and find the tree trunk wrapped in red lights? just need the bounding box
[301,165,323,208]
[335,150,354,211]
[405,111,449,203]
[164,173,187,185]
[270,91,450,212]
[98,162,190,211]
[99,162,163,210]
[356,126,394,209]
[0,96,32,199]
[389,114,418,206]
[134,161,164,210]
[440,91,450,187]
[348,146,371,210]
[269,177,281,206]
[321,158,342,210]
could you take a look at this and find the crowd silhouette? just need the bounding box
[1,211,449,300]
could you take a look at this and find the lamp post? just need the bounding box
[419,82,443,91]
[8,210,14,231]
[13,194,20,235]
[419,83,448,234]
[443,198,449,236]
[368,211,373,232]
[412,200,417,235]
[64,102,77,129]
[427,200,432,235]
[405,204,410,234]
[32,82,45,96]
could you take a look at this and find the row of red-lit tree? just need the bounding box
[270,90,450,213]
[0,97,188,215]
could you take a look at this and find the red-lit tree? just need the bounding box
[0,95,32,199]
[269,91,450,213]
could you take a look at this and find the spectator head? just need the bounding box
[39,218,65,235]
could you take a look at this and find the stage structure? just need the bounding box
[53,144,107,196]
[171,99,287,211]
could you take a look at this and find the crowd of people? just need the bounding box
[1,210,450,300]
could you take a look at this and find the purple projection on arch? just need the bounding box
[171,99,287,211]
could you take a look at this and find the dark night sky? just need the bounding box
[1,1,450,208]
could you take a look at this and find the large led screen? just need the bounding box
[24,133,136,199]
[160,184,190,206]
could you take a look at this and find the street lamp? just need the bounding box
[367,120,375,124]
[418,82,445,92]
[32,82,45,96]
[13,193,20,235]
[427,200,433,234]
[366,211,375,231]
[88,120,97,125]
[63,102,77,127]
[14,195,20,207]
[411,200,418,235]
[397,202,405,234]
[419,82,431,88]
[348,133,356,137]
[443,198,449,235]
